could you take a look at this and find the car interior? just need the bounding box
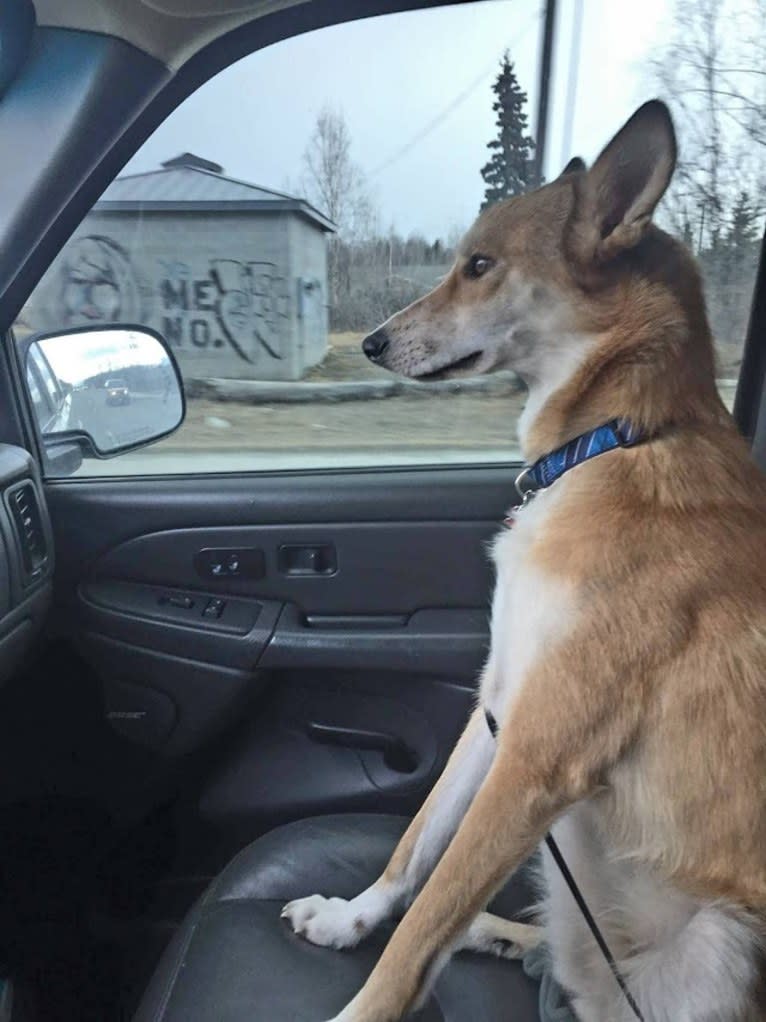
[0,1,764,1020]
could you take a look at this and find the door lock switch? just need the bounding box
[195,548,265,580]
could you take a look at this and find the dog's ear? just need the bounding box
[569,100,676,263]
[560,156,586,177]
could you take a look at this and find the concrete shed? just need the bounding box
[22,154,335,381]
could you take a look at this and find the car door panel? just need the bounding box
[195,670,474,833]
[83,631,265,759]
[42,467,510,845]
[0,445,52,685]
[80,580,279,669]
[261,604,489,675]
[83,521,496,615]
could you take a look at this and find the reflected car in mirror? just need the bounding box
[105,378,131,406]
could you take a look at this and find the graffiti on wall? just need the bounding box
[59,236,146,324]
[159,258,291,363]
[51,235,295,365]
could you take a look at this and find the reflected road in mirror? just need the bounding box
[68,385,181,452]
[25,327,183,456]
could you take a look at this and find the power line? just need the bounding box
[369,60,500,177]
[368,7,543,179]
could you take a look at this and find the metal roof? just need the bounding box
[96,157,335,232]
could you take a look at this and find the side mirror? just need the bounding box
[22,325,185,458]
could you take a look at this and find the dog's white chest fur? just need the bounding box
[482,481,577,724]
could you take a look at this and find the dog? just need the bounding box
[282,100,766,1021]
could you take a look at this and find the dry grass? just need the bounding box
[160,391,527,452]
[328,331,366,348]
[303,332,385,383]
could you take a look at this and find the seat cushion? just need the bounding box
[134,814,542,1022]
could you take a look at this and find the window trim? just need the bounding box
[734,225,766,445]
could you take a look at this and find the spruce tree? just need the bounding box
[727,191,760,250]
[480,52,536,211]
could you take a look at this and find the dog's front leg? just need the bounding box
[283,704,495,949]
[323,744,560,1022]
[322,643,639,1022]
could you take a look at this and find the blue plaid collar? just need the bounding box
[515,419,644,502]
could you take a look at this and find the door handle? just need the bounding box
[306,721,417,774]
[278,543,336,576]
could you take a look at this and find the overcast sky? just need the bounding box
[124,0,674,240]
[40,330,166,385]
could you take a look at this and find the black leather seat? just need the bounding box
[134,815,542,1021]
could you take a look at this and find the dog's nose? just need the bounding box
[362,329,390,363]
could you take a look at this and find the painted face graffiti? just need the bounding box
[59,236,144,325]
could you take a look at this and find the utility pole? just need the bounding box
[533,0,557,188]
[560,0,583,169]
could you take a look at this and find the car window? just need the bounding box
[13,0,764,477]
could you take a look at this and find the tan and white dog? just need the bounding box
[282,101,766,1021]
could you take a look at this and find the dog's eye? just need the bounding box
[465,254,493,279]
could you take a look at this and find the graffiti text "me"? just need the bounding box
[161,277,225,351]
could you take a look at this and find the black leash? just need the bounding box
[543,833,644,1020]
[484,709,644,1021]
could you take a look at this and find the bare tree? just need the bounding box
[302,106,374,241]
[653,0,765,246]
[300,108,460,332]
[652,0,765,364]
[302,106,378,309]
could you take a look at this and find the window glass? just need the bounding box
[14,0,764,476]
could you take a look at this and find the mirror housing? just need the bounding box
[20,324,185,459]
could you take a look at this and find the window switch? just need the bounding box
[203,597,226,619]
[160,593,195,609]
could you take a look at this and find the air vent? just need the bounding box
[7,482,48,583]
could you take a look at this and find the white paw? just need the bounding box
[459,915,542,960]
[322,997,362,1022]
[281,894,369,949]
[474,933,524,960]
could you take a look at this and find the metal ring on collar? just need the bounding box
[514,466,537,500]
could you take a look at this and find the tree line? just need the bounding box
[303,0,763,355]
